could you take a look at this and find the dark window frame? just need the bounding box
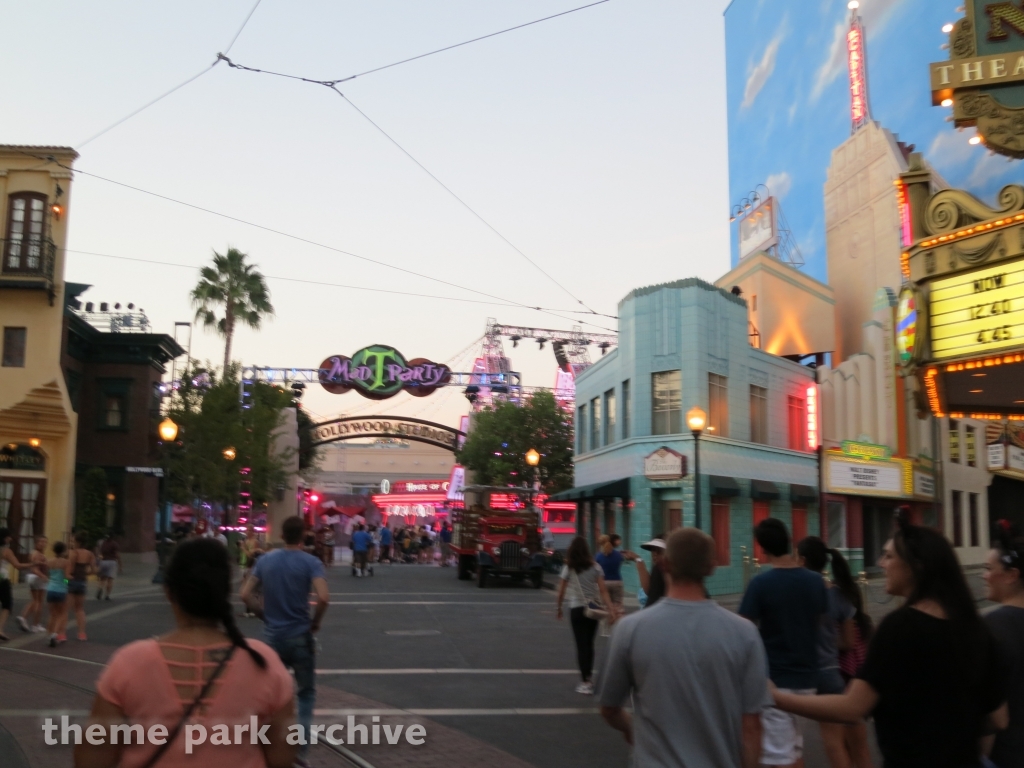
[708,373,729,437]
[3,192,49,272]
[750,384,768,444]
[2,326,27,367]
[603,388,616,446]
[622,379,631,439]
[96,378,133,432]
[787,394,808,451]
[652,370,682,435]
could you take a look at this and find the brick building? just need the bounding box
[61,284,183,552]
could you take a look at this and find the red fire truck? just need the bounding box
[450,486,545,588]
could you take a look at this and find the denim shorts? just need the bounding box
[67,580,87,595]
[46,591,67,604]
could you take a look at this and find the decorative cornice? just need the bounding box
[924,184,1024,234]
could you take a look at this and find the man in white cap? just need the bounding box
[625,534,667,608]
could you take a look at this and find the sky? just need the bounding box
[0,0,733,429]
[726,0,1022,283]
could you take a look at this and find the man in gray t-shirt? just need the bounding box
[600,528,770,768]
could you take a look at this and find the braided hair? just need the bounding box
[165,538,266,669]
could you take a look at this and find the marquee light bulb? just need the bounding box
[969,135,983,145]
[941,98,953,107]
[942,23,954,33]
[848,0,859,8]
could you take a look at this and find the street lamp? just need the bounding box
[158,418,178,442]
[525,448,540,467]
[687,407,707,531]
[222,447,237,461]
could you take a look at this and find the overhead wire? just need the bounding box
[223,0,264,54]
[219,54,602,318]
[62,247,589,312]
[23,152,617,331]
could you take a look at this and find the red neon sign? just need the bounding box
[894,180,914,249]
[806,384,819,451]
[847,19,869,132]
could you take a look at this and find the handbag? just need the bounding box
[571,569,608,621]
[139,644,237,768]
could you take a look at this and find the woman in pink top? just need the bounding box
[75,539,296,768]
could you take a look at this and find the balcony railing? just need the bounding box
[0,238,57,303]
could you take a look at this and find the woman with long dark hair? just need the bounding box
[983,521,1024,768]
[556,536,617,694]
[797,536,874,768]
[776,516,1006,768]
[75,538,296,768]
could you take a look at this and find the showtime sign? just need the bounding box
[383,480,451,494]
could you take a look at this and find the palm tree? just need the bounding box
[191,248,274,374]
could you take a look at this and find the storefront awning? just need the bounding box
[751,480,781,501]
[549,477,631,501]
[709,475,740,498]
[790,484,818,504]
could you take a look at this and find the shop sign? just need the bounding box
[848,12,870,132]
[827,457,907,496]
[0,444,45,472]
[319,345,452,400]
[989,442,1008,470]
[840,440,892,461]
[913,470,936,499]
[311,416,464,452]
[1009,444,1024,472]
[447,465,466,500]
[126,466,164,477]
[930,2,1024,159]
[644,447,686,480]
[385,480,451,494]
[738,197,779,260]
[929,259,1024,361]
[895,287,918,366]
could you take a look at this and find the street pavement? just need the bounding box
[0,556,886,768]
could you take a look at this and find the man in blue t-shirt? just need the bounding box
[739,517,827,768]
[240,516,329,757]
[351,524,373,577]
[439,522,453,567]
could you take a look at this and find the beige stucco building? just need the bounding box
[824,122,944,362]
[715,251,835,359]
[0,146,79,553]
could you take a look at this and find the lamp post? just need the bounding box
[525,448,541,511]
[158,418,178,442]
[686,407,707,531]
[154,417,179,584]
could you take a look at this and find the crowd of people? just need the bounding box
[0,528,122,646]
[558,511,1024,768]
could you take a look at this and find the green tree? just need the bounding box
[191,248,274,374]
[162,362,294,517]
[77,467,108,546]
[456,390,574,494]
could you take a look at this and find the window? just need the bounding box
[97,379,131,431]
[652,371,681,435]
[711,498,730,565]
[791,505,808,545]
[708,374,729,437]
[577,404,587,453]
[966,426,977,467]
[750,385,768,444]
[622,380,631,438]
[949,421,960,463]
[969,493,980,547]
[753,500,770,563]
[788,395,808,451]
[2,327,26,367]
[590,397,601,450]
[752,294,758,311]
[604,389,616,445]
[3,193,47,272]
[952,491,963,547]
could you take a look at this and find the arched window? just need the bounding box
[3,192,48,272]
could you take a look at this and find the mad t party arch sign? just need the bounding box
[318,345,452,400]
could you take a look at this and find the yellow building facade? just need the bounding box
[0,146,79,554]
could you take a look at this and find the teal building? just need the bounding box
[558,278,821,595]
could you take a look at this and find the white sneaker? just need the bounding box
[32,625,46,633]
[16,616,29,632]
[575,682,594,695]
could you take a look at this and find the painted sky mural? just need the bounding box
[725,0,1022,283]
